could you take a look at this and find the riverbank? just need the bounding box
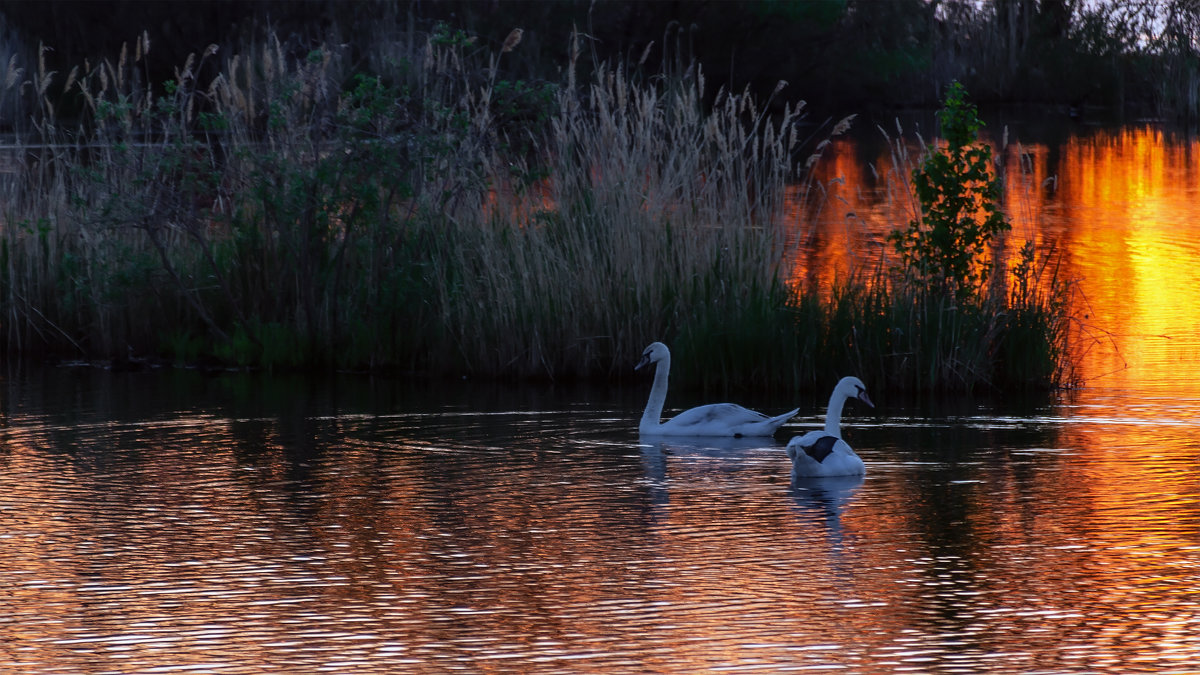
[0,28,1071,393]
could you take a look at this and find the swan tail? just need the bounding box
[764,408,800,429]
[776,408,801,422]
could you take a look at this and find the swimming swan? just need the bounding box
[635,341,798,437]
[787,376,874,477]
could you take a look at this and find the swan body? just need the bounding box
[787,376,873,477]
[635,342,798,437]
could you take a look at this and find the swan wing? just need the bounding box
[787,430,825,461]
[668,402,763,427]
[788,432,864,477]
[800,434,840,462]
[657,404,796,436]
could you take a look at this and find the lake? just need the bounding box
[3,120,1200,673]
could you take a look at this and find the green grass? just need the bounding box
[0,26,1073,392]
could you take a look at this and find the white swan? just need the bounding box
[787,376,874,477]
[635,341,798,437]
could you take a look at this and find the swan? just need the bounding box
[787,376,874,477]
[635,341,798,437]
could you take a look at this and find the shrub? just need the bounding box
[0,26,1072,392]
[888,81,1010,301]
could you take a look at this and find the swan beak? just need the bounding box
[634,354,651,371]
[858,391,875,408]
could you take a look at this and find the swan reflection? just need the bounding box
[789,473,864,552]
[638,435,779,507]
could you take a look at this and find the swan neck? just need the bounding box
[641,354,671,432]
[824,389,847,437]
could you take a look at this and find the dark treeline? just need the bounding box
[1,0,1199,122]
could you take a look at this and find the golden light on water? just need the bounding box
[803,125,1200,400]
[805,129,1200,653]
[785,138,901,293]
[1054,127,1200,394]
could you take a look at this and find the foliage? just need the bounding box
[888,82,1010,301]
[0,23,1072,392]
[816,267,1070,393]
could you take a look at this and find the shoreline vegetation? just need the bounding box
[0,24,1073,393]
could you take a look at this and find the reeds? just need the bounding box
[807,114,1076,393]
[818,260,1072,393]
[0,24,1072,392]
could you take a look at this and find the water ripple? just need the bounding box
[3,373,1200,672]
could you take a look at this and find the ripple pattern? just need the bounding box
[2,372,1200,672]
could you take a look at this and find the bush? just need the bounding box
[0,26,1072,392]
[888,81,1010,301]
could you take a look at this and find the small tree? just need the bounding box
[889,82,1009,300]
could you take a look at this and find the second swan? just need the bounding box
[787,376,874,477]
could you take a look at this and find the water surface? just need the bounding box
[2,364,1199,673]
[803,121,1200,397]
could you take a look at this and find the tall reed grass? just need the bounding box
[0,24,1072,392]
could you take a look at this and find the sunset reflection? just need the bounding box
[802,126,1200,402]
[3,359,1200,671]
[785,137,902,293]
[793,126,1200,668]
[1054,127,1200,395]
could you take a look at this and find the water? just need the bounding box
[3,369,1199,673]
[4,123,1200,673]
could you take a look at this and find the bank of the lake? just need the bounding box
[0,28,1073,393]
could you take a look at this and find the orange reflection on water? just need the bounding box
[785,138,903,294]
[803,126,1200,400]
[804,127,1200,665]
[1054,127,1200,395]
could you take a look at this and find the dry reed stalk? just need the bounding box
[3,53,20,91]
[0,21,1071,389]
[441,50,802,376]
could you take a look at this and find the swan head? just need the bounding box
[635,341,670,371]
[836,376,874,408]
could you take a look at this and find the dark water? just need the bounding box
[2,363,1199,673]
